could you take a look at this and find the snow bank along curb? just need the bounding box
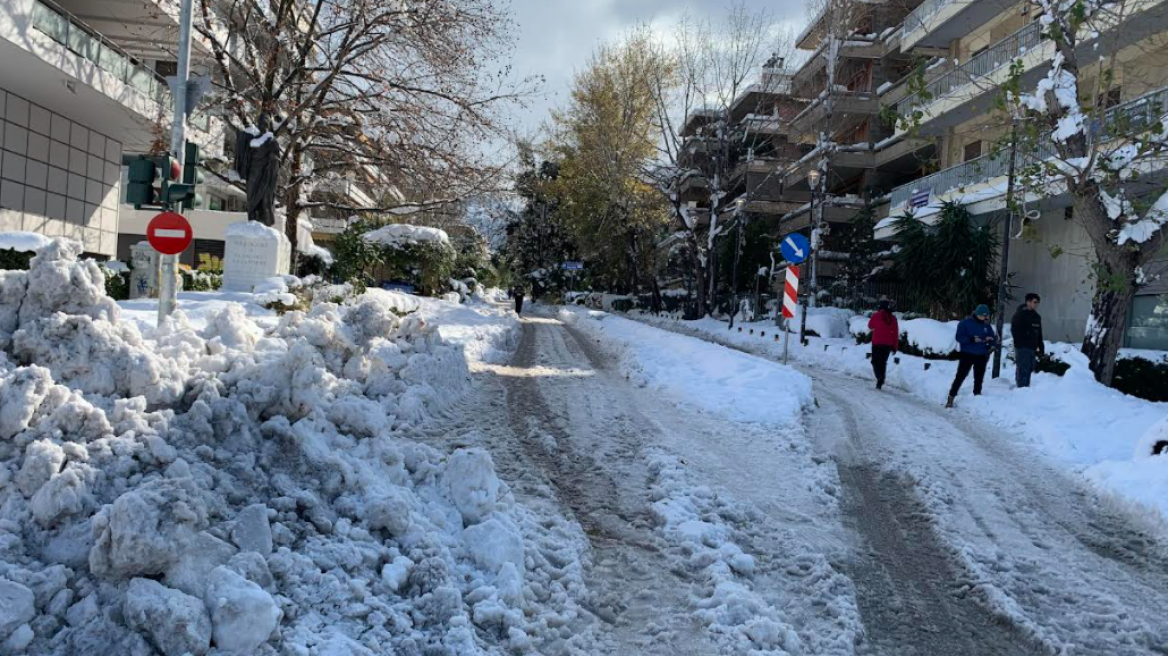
[559,308,862,654]
[560,308,813,427]
[630,312,1168,524]
[0,237,595,655]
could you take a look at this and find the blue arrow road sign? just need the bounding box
[780,233,810,264]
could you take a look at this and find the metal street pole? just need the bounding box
[799,171,821,344]
[158,0,194,322]
[992,120,1019,378]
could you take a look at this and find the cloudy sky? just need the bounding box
[502,0,810,142]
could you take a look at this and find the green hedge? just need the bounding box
[1112,357,1168,402]
[0,249,33,270]
[853,330,958,360]
[102,268,129,301]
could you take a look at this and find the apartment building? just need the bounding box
[781,0,934,285]
[0,0,224,259]
[878,0,1168,347]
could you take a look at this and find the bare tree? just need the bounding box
[645,3,796,316]
[194,0,537,266]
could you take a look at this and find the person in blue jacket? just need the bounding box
[947,304,997,408]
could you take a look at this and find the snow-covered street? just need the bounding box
[438,306,1168,655]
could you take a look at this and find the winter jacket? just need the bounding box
[955,316,996,356]
[1011,305,1044,351]
[868,310,900,349]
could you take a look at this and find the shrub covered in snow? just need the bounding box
[0,237,577,655]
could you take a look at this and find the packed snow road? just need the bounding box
[437,308,1168,655]
[433,311,861,655]
[631,315,1168,655]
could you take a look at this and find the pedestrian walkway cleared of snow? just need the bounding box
[629,312,1168,524]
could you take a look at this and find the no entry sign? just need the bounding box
[147,211,193,255]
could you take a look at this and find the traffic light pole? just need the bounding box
[159,0,194,322]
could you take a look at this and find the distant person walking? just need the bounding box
[947,304,997,408]
[1011,293,1044,388]
[512,285,525,315]
[868,300,899,390]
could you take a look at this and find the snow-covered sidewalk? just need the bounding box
[630,312,1168,523]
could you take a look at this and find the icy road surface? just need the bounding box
[439,310,1168,655]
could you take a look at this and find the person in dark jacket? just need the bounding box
[1011,293,1044,388]
[512,285,525,315]
[868,300,899,390]
[947,304,997,408]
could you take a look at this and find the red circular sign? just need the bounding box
[147,211,193,255]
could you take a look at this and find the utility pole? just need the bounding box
[992,120,1018,378]
[800,169,822,344]
[158,0,194,322]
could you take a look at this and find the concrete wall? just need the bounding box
[0,86,121,256]
[1009,208,1096,343]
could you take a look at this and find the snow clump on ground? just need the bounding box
[0,237,584,655]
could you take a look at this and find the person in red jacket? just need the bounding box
[868,300,899,390]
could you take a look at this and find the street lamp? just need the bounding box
[800,169,823,344]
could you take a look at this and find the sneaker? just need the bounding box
[946,395,955,408]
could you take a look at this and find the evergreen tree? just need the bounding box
[831,203,881,309]
[893,202,1001,319]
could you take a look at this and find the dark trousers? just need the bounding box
[1015,347,1036,388]
[872,345,893,385]
[514,295,524,314]
[949,353,989,397]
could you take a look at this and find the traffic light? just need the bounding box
[126,157,158,209]
[177,142,204,210]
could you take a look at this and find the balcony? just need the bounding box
[901,0,1008,50]
[789,90,879,138]
[887,85,1168,217]
[30,0,170,108]
[894,21,1043,133]
[0,0,218,151]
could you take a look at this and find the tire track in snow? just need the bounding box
[624,316,1168,654]
[814,382,1045,656]
[486,317,717,655]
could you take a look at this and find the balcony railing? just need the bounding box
[30,0,169,106]
[894,21,1043,118]
[890,85,1168,210]
[903,0,957,35]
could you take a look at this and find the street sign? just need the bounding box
[780,233,810,264]
[782,265,800,319]
[561,261,584,271]
[147,211,193,255]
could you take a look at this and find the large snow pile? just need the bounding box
[788,306,852,339]
[363,225,450,248]
[0,238,584,655]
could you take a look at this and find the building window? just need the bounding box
[1127,295,1168,351]
[963,140,982,162]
